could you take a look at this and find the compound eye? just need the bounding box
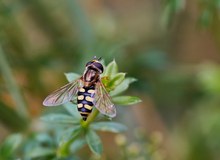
[93,62,104,73]
[86,61,93,66]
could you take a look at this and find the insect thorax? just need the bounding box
[83,68,100,85]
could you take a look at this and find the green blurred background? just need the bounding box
[1,0,220,159]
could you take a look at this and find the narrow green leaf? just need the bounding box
[0,46,28,119]
[57,127,81,157]
[60,125,81,142]
[0,134,22,158]
[91,122,127,133]
[25,147,55,159]
[63,103,81,120]
[107,73,125,90]
[113,96,142,105]
[103,60,118,78]
[70,139,86,153]
[110,77,137,96]
[40,113,79,124]
[86,129,103,155]
[35,133,53,145]
[64,72,80,82]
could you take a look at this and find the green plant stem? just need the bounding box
[0,45,29,120]
[57,132,81,157]
[57,109,99,157]
[81,108,100,128]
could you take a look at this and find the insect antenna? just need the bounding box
[93,56,102,61]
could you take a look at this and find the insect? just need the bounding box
[43,57,116,121]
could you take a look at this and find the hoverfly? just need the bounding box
[43,57,116,121]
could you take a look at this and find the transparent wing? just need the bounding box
[43,78,82,106]
[94,80,116,117]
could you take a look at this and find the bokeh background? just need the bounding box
[1,0,220,159]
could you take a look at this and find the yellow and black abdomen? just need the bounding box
[77,85,95,121]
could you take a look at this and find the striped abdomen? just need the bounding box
[77,85,95,121]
